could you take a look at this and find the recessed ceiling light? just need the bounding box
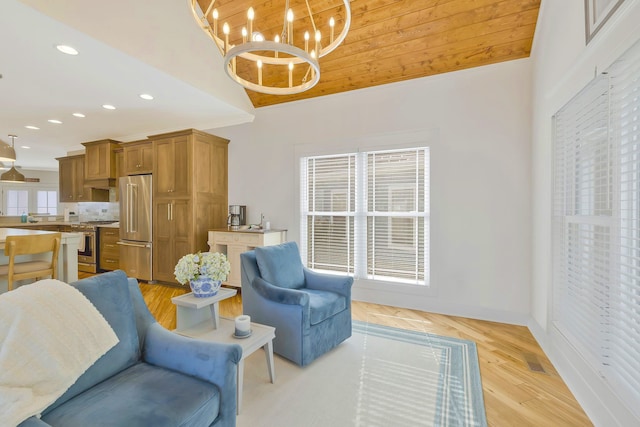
[25,125,39,130]
[48,119,62,124]
[139,94,154,100]
[56,44,79,55]
[102,104,116,110]
[21,146,31,149]
[72,113,86,118]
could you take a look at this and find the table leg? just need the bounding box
[209,302,220,329]
[236,359,244,415]
[264,340,276,383]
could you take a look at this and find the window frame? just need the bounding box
[0,183,59,217]
[299,143,430,287]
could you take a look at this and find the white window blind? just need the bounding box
[301,147,429,285]
[553,41,640,413]
[301,154,356,274]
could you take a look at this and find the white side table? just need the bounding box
[171,289,276,414]
[171,288,237,331]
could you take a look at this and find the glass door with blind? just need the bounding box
[552,39,640,415]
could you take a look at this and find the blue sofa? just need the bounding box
[240,242,353,366]
[18,270,241,427]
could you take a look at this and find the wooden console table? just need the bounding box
[208,228,287,287]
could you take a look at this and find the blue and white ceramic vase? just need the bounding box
[189,277,222,298]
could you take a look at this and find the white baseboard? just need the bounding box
[352,283,529,325]
[528,319,639,427]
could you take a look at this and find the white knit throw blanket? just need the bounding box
[0,280,119,427]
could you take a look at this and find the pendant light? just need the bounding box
[0,136,16,162]
[0,135,25,183]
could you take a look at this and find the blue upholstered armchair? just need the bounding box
[240,242,353,366]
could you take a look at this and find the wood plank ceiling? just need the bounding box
[196,0,541,108]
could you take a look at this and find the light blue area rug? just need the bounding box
[238,320,487,427]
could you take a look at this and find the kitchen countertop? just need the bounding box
[210,227,287,234]
[0,227,81,249]
[97,223,120,228]
[0,221,80,227]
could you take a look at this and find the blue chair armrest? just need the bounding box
[303,268,354,297]
[142,323,241,427]
[18,417,51,427]
[252,276,310,306]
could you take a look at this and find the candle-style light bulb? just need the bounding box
[223,22,230,54]
[304,31,310,52]
[329,17,335,43]
[257,59,263,86]
[288,61,294,87]
[247,7,254,39]
[242,27,248,43]
[274,35,280,58]
[212,9,219,36]
[287,9,294,44]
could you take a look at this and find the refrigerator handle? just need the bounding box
[126,183,132,234]
[131,184,138,233]
[117,241,151,249]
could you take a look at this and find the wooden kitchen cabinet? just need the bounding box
[82,139,120,181]
[57,155,109,202]
[115,148,125,177]
[208,229,287,287]
[99,226,120,271]
[123,140,153,175]
[150,129,229,284]
[153,199,191,282]
[153,135,190,198]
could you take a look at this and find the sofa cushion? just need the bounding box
[304,289,347,325]
[41,362,220,427]
[44,270,140,413]
[255,241,305,289]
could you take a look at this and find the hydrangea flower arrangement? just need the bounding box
[174,251,231,285]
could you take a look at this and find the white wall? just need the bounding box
[530,1,640,425]
[210,58,533,325]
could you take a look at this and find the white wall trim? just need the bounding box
[528,318,639,427]
[357,283,528,325]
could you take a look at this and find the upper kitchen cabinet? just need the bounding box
[123,140,153,175]
[153,133,191,198]
[82,139,120,182]
[57,155,109,202]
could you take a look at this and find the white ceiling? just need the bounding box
[0,0,255,171]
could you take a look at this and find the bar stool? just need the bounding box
[0,232,61,291]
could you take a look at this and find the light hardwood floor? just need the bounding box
[80,273,592,426]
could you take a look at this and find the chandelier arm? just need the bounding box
[304,0,318,34]
[203,0,217,22]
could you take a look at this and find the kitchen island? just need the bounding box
[0,228,81,293]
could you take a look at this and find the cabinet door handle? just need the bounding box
[170,203,173,220]
[167,204,171,221]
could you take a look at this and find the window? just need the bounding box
[37,190,58,215]
[1,185,58,217]
[5,189,29,216]
[553,40,640,413]
[301,147,429,285]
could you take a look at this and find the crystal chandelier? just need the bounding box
[190,0,351,95]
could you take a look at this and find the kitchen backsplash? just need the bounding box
[59,202,119,222]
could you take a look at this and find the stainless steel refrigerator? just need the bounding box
[118,174,153,281]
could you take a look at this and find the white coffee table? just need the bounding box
[171,291,276,414]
